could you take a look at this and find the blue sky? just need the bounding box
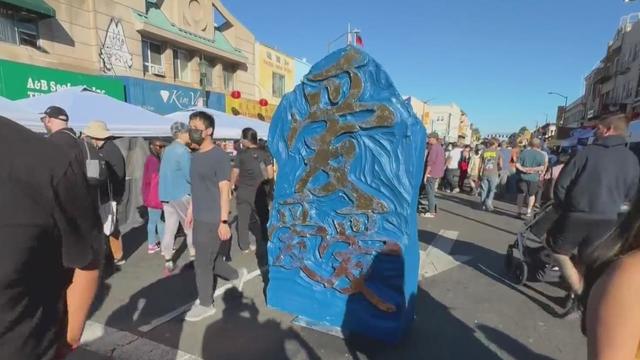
[225,0,640,134]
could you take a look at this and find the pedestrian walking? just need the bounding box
[546,114,639,318]
[516,138,546,218]
[159,122,196,275]
[184,111,247,322]
[83,121,127,266]
[580,195,640,359]
[534,146,549,208]
[507,142,521,194]
[467,145,483,196]
[458,146,471,192]
[419,132,446,218]
[497,141,512,195]
[479,139,502,211]
[142,139,166,255]
[0,116,102,360]
[443,142,463,193]
[230,128,274,253]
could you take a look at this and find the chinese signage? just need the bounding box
[0,59,124,100]
[118,76,225,114]
[226,96,276,122]
[100,18,133,74]
[256,43,295,104]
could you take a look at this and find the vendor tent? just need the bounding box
[166,107,270,139]
[16,87,172,137]
[0,95,43,132]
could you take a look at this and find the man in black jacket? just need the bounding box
[83,121,127,266]
[547,113,639,317]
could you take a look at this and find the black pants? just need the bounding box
[194,220,238,307]
[236,186,270,251]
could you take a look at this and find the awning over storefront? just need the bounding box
[0,0,56,18]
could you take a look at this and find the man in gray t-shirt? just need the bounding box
[184,111,247,322]
[190,147,230,223]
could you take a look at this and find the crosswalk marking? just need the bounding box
[419,230,471,278]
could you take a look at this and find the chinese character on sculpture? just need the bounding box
[267,46,426,342]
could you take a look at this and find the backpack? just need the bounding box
[61,130,107,185]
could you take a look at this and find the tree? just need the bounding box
[471,127,481,142]
[517,126,529,136]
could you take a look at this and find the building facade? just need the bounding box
[0,0,294,120]
[563,96,586,128]
[405,96,430,131]
[580,13,640,122]
[428,103,462,143]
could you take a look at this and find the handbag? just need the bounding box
[100,181,117,236]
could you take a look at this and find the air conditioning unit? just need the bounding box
[148,64,165,76]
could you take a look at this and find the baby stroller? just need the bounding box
[505,202,562,285]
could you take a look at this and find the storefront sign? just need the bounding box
[0,59,124,100]
[119,76,225,114]
[226,96,276,122]
[100,18,133,74]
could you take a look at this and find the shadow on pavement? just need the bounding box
[418,228,565,319]
[202,288,320,360]
[476,325,556,360]
[438,207,518,236]
[342,286,557,359]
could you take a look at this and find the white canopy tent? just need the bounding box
[0,96,44,132]
[16,87,172,137]
[165,107,270,139]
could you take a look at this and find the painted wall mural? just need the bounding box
[267,46,426,342]
[100,18,133,74]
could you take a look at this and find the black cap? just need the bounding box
[42,106,69,122]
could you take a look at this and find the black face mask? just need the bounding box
[189,128,205,146]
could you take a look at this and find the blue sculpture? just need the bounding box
[267,46,426,343]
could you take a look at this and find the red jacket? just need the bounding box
[142,155,162,209]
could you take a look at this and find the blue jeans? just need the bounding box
[147,208,165,246]
[480,175,499,209]
[424,177,438,213]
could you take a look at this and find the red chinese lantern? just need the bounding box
[230,90,241,99]
[259,98,269,107]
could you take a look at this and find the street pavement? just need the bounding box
[70,192,586,360]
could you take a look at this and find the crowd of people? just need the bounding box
[1,105,640,359]
[0,107,274,358]
[420,113,640,358]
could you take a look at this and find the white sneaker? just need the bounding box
[234,267,249,291]
[184,302,216,321]
[424,213,435,218]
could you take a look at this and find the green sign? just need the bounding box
[0,59,124,100]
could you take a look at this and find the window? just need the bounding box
[272,72,285,98]
[223,66,234,91]
[172,49,190,81]
[0,8,39,49]
[142,39,163,74]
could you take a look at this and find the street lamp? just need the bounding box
[548,91,568,126]
[198,56,208,107]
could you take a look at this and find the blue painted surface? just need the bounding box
[267,46,426,343]
[117,76,225,114]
